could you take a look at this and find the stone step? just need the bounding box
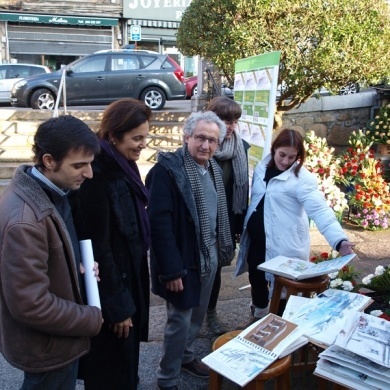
[0,109,189,123]
[0,146,34,161]
[0,162,28,179]
[0,179,11,196]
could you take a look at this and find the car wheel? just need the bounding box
[31,88,55,110]
[338,83,360,95]
[140,87,166,110]
[192,84,198,96]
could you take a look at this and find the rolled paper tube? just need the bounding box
[79,239,101,309]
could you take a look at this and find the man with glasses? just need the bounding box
[146,111,234,390]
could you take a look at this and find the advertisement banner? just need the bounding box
[234,51,281,178]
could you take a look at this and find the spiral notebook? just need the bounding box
[201,313,305,387]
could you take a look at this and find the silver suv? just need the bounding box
[0,63,50,103]
[10,50,186,110]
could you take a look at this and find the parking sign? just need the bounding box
[130,25,141,41]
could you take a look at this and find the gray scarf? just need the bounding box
[213,131,248,214]
[183,145,234,269]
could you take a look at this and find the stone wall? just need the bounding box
[280,91,378,148]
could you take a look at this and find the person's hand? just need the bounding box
[79,261,100,282]
[338,241,355,256]
[109,317,133,338]
[165,278,183,293]
[93,261,100,282]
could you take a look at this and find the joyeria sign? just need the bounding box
[123,0,192,21]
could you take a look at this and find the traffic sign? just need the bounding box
[130,25,141,41]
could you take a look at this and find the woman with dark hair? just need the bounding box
[72,98,151,389]
[205,96,250,335]
[235,128,354,329]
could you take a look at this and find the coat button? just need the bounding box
[122,273,127,278]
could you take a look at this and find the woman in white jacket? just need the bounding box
[235,129,354,329]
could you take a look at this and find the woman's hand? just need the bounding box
[109,317,133,338]
[338,241,355,256]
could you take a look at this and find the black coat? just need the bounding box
[145,149,203,310]
[71,150,149,389]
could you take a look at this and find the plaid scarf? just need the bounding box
[213,131,248,214]
[183,145,234,269]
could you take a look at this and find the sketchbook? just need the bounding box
[287,289,373,348]
[315,344,390,390]
[201,313,305,387]
[334,311,390,367]
[257,253,356,280]
[314,313,390,390]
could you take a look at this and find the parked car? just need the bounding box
[0,63,51,103]
[10,50,186,110]
[185,75,198,98]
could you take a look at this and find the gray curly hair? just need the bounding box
[182,111,227,144]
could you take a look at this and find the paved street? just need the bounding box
[1,219,389,389]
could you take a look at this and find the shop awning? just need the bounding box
[0,12,117,26]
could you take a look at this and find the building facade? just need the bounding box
[0,0,195,74]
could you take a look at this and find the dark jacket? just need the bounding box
[146,148,203,310]
[72,150,150,388]
[0,166,102,373]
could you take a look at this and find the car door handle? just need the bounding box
[137,75,145,79]
[96,76,105,82]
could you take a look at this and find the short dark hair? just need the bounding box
[98,98,152,141]
[206,96,242,122]
[268,129,306,176]
[33,115,100,167]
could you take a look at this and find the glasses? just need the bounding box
[193,135,219,146]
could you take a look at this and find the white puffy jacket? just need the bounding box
[235,154,348,280]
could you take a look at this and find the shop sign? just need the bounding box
[123,0,192,21]
[0,12,117,26]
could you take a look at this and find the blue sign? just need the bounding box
[130,25,141,41]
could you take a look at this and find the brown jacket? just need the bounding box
[0,166,102,373]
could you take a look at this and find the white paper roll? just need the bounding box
[79,239,101,309]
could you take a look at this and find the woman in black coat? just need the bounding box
[73,98,151,389]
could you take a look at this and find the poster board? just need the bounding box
[234,51,280,178]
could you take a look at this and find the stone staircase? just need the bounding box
[0,108,188,195]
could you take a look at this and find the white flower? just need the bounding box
[375,266,385,276]
[370,310,383,317]
[342,281,353,291]
[328,271,339,279]
[362,274,374,285]
[330,278,343,288]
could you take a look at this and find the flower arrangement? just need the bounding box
[336,130,390,230]
[310,251,359,292]
[360,265,390,320]
[361,265,390,302]
[365,104,390,145]
[304,131,348,220]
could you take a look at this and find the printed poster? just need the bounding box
[234,52,281,176]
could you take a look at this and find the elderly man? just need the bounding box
[146,111,234,390]
[0,115,103,389]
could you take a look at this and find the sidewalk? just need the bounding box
[1,221,389,389]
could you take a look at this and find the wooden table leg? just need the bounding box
[209,370,223,390]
